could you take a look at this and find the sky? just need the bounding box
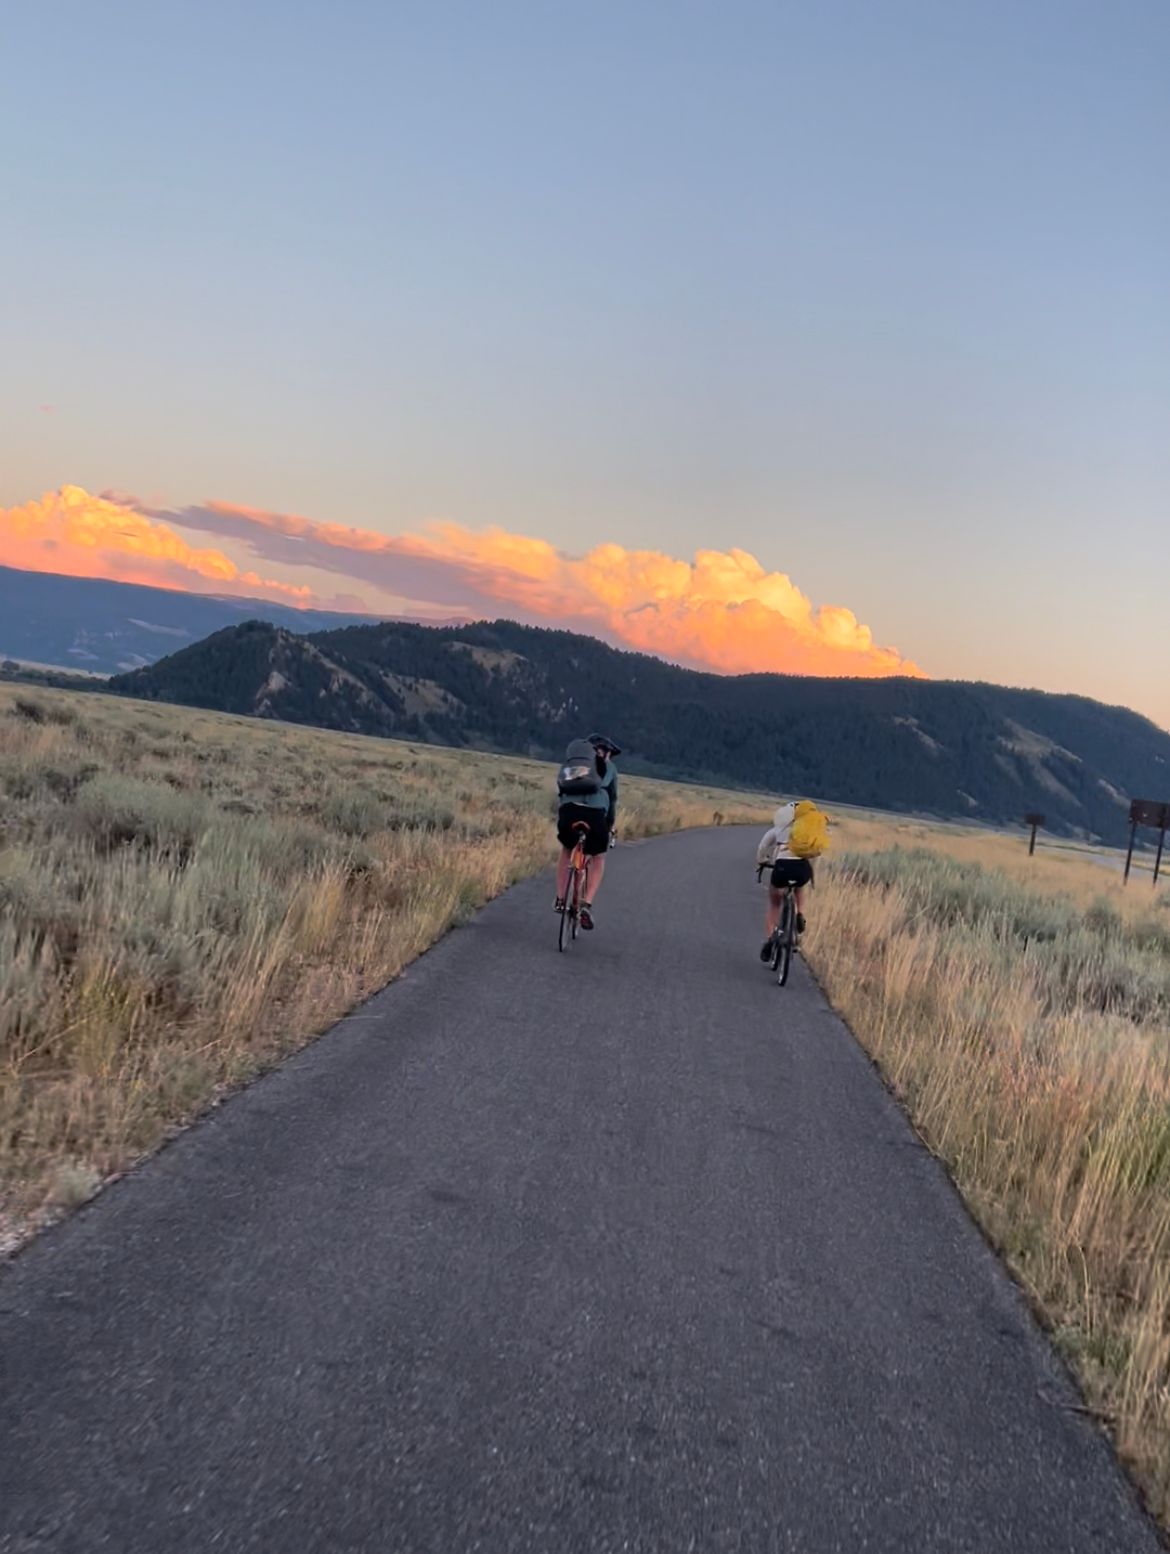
[3,1,1167,722]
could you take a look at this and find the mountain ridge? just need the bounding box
[108,617,1170,846]
[0,564,466,677]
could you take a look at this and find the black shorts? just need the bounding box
[557,803,610,856]
[770,857,813,889]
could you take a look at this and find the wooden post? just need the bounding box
[1024,812,1045,857]
[1126,800,1170,887]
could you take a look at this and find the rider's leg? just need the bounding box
[555,847,572,901]
[794,884,807,933]
[582,852,606,905]
[760,885,782,959]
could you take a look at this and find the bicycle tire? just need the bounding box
[559,841,588,952]
[776,891,795,987]
[767,884,784,973]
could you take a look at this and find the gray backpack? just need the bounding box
[557,738,601,798]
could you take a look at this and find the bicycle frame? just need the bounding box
[558,825,592,952]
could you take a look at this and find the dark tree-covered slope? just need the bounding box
[111,618,1170,844]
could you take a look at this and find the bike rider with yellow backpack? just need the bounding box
[755,799,830,961]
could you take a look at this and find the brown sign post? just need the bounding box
[1023,812,1045,856]
[1124,799,1170,885]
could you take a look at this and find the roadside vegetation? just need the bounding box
[8,683,1168,1519]
[805,815,1170,1522]
[0,684,767,1247]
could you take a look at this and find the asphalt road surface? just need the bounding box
[0,828,1159,1552]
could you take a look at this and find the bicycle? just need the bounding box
[757,864,801,987]
[558,821,592,952]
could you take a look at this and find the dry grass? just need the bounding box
[804,828,1170,1522]
[831,806,1163,917]
[0,684,768,1247]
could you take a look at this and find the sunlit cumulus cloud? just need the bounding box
[4,486,923,678]
[0,486,319,607]
[135,495,923,678]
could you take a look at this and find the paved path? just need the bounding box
[0,828,1158,1552]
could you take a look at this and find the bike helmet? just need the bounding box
[588,732,622,757]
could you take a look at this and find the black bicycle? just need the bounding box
[757,865,800,987]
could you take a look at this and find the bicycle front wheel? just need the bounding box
[558,862,578,952]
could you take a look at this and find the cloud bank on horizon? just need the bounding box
[1,486,924,680]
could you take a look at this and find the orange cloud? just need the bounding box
[131,491,925,679]
[4,485,922,678]
[0,486,318,607]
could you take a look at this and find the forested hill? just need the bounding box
[110,617,1170,845]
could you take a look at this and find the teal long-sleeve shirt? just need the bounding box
[561,760,618,825]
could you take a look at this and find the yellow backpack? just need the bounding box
[789,800,830,859]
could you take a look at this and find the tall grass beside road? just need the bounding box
[832,806,1164,910]
[0,685,768,1246]
[804,842,1170,1522]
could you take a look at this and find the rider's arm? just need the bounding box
[756,826,778,866]
[605,766,618,829]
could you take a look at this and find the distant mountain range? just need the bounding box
[0,565,463,677]
[108,616,1170,845]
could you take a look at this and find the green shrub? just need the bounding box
[1131,913,1170,955]
[320,787,385,838]
[384,795,456,832]
[1084,897,1122,937]
[70,774,211,858]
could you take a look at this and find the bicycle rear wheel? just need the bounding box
[776,891,795,987]
[559,840,585,952]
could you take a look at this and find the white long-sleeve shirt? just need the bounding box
[756,802,797,866]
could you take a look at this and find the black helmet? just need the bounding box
[588,732,622,757]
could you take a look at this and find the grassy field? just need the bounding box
[804,808,1170,1522]
[0,684,769,1248]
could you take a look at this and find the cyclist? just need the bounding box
[554,733,621,930]
[756,801,813,961]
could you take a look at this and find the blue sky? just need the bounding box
[3,0,1168,723]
